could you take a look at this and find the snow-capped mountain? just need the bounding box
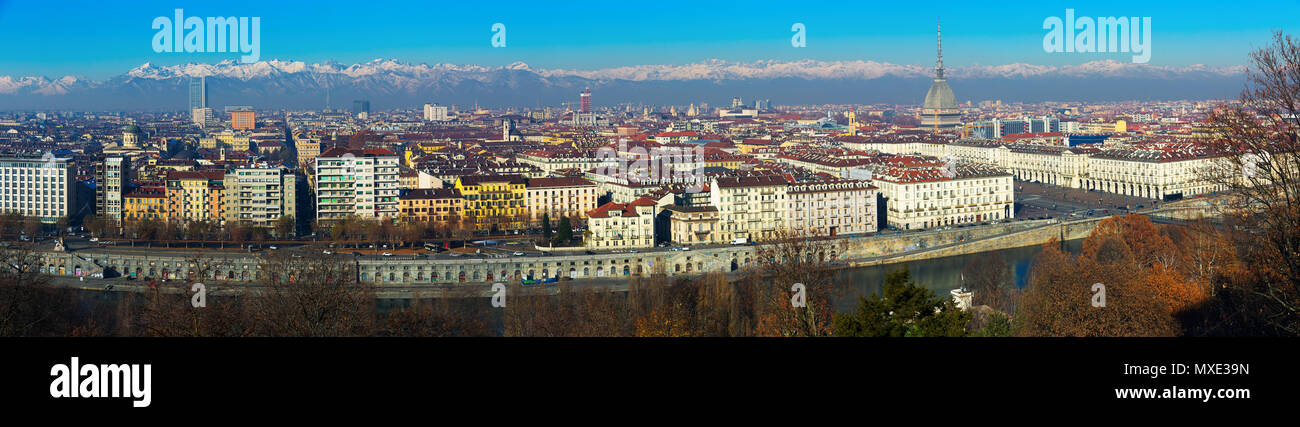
[0,59,1247,110]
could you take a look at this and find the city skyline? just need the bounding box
[0,0,1295,80]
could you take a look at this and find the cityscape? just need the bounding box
[0,2,1296,346]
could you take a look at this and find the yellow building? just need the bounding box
[165,170,226,224]
[295,136,321,170]
[454,175,526,231]
[122,186,169,222]
[399,188,464,225]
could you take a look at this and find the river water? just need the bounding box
[830,239,1083,312]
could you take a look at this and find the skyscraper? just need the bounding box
[189,77,207,111]
[579,88,591,113]
[920,20,961,131]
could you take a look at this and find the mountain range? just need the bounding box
[0,59,1248,111]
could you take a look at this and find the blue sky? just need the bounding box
[0,0,1296,79]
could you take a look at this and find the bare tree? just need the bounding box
[961,252,1016,313]
[0,247,77,336]
[247,252,377,336]
[1204,31,1300,334]
[746,228,845,337]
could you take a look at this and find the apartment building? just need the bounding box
[663,205,720,246]
[785,179,877,237]
[1086,146,1228,200]
[872,163,1013,230]
[231,110,255,130]
[585,197,658,249]
[0,156,76,223]
[454,175,526,231]
[524,177,598,224]
[315,148,401,221]
[95,156,131,223]
[398,188,463,225]
[223,165,297,227]
[295,136,321,170]
[122,186,168,222]
[423,103,450,121]
[709,175,788,243]
[942,139,1225,200]
[517,149,602,175]
[164,170,226,224]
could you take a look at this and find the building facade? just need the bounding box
[315,148,401,221]
[0,156,76,223]
[165,170,226,224]
[785,179,877,237]
[398,188,463,225]
[524,177,598,224]
[95,156,131,223]
[872,164,1014,230]
[223,166,297,228]
[454,175,527,231]
[585,197,657,249]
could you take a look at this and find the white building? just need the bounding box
[785,180,878,237]
[872,163,1014,230]
[710,175,788,243]
[524,177,599,224]
[585,197,658,249]
[423,104,449,121]
[315,148,401,221]
[224,165,298,228]
[192,107,215,128]
[0,156,76,223]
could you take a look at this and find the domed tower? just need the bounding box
[122,125,144,148]
[920,20,961,131]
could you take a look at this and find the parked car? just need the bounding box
[381,252,393,256]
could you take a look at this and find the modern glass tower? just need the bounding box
[188,76,207,111]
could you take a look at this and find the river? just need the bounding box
[830,239,1083,312]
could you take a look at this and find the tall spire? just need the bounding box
[936,19,945,79]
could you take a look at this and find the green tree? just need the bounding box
[834,267,970,337]
[555,216,573,245]
[541,213,552,243]
[275,215,296,239]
